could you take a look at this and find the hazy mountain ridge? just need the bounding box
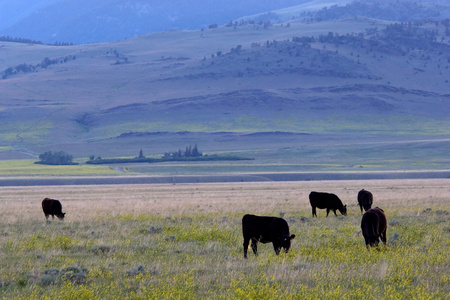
[2,0,449,44]
[0,0,308,44]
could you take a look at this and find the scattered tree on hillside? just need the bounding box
[138,148,145,159]
[1,55,76,79]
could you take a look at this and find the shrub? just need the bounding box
[60,266,87,284]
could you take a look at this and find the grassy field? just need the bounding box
[0,160,123,176]
[0,179,449,299]
[2,135,450,178]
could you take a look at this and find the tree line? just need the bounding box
[0,35,73,46]
[36,145,252,166]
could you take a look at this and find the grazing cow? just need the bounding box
[242,214,295,258]
[361,207,387,248]
[42,198,65,221]
[357,189,373,214]
[309,191,347,217]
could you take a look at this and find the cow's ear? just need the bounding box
[290,234,295,240]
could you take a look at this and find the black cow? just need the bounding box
[42,198,65,221]
[242,214,295,258]
[309,191,347,217]
[357,189,373,214]
[361,207,387,248]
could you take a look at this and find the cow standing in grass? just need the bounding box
[361,207,387,248]
[357,189,373,214]
[309,191,347,217]
[242,214,295,258]
[42,198,65,222]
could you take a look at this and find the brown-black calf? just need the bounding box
[357,189,373,214]
[242,214,295,258]
[42,198,65,221]
[309,191,347,217]
[361,207,387,248]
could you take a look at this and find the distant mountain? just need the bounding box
[0,0,309,44]
[239,0,450,24]
[0,0,60,29]
[2,0,449,45]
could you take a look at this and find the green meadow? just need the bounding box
[0,180,448,299]
[0,160,122,176]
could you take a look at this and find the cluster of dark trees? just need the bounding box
[203,18,449,81]
[105,48,129,65]
[225,19,274,29]
[163,144,201,159]
[36,151,76,165]
[1,55,76,79]
[289,20,448,55]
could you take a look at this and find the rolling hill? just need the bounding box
[0,3,449,172]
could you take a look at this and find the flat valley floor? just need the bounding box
[2,179,449,218]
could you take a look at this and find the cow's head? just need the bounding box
[362,203,372,211]
[339,205,347,216]
[56,212,66,220]
[280,234,296,253]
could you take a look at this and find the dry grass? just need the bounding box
[0,179,449,299]
[3,179,448,219]
[1,179,448,245]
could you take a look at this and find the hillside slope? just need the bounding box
[0,18,449,161]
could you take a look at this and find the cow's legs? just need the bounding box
[312,207,317,217]
[326,208,330,217]
[243,238,250,258]
[359,205,363,214]
[333,209,338,216]
[273,243,281,255]
[380,230,387,245]
[251,239,258,256]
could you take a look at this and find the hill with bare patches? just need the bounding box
[0,18,449,160]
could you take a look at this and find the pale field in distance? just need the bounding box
[0,179,449,299]
[2,179,448,218]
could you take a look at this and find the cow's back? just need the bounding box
[372,207,386,232]
[42,198,54,213]
[309,192,343,209]
[358,189,373,211]
[42,198,64,218]
[361,207,387,245]
[242,214,277,239]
